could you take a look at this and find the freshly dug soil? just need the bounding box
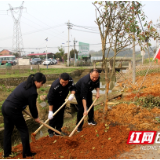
[2,72,160,159]
[107,103,160,131]
[1,123,132,159]
[120,72,160,93]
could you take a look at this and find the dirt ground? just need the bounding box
[39,63,93,69]
[0,101,133,159]
[1,72,160,159]
[119,144,160,159]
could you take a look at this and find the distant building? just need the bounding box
[27,53,55,58]
[0,49,12,55]
[27,53,54,57]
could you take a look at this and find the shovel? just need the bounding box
[69,98,98,137]
[23,110,65,136]
[32,99,68,136]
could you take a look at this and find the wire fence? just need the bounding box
[115,57,160,93]
[69,59,93,66]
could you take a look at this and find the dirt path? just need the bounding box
[39,63,93,69]
[119,144,160,159]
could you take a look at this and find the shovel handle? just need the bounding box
[38,121,62,135]
[33,99,69,135]
[23,110,62,135]
[69,98,98,137]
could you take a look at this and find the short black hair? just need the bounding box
[60,73,69,81]
[90,68,100,73]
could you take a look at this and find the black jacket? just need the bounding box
[4,82,38,118]
[75,74,100,100]
[47,77,75,106]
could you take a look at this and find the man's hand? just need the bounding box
[68,94,74,101]
[96,92,100,99]
[35,117,40,123]
[83,109,88,116]
[48,111,54,120]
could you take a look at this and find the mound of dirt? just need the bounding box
[107,103,160,131]
[1,123,132,159]
[119,73,160,92]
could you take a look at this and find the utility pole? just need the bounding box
[132,1,136,84]
[8,1,25,56]
[62,43,65,53]
[66,20,72,66]
[73,38,77,66]
[45,37,48,69]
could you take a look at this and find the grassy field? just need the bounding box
[136,68,160,76]
[0,67,86,79]
[0,85,16,115]
[0,67,86,114]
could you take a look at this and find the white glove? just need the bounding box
[68,94,74,101]
[48,111,53,120]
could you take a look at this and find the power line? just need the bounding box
[0,10,7,15]
[0,42,116,50]
[21,15,67,39]
[137,13,154,53]
[20,19,66,40]
[72,28,99,34]
[72,23,99,29]
[66,22,99,34]
[0,43,102,51]
[0,23,66,41]
[26,12,66,35]
[72,24,99,31]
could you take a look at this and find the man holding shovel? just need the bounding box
[47,73,75,137]
[75,69,100,132]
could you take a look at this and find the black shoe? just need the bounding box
[49,133,54,137]
[2,154,10,158]
[88,120,97,125]
[55,131,67,136]
[23,152,36,158]
[3,152,17,158]
[77,127,82,132]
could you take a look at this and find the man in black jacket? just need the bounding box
[75,69,100,132]
[47,73,75,137]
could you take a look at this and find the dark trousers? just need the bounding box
[2,102,31,157]
[48,103,65,134]
[75,92,94,128]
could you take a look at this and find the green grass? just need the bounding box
[0,85,15,92]
[0,101,4,111]
[39,87,48,92]
[37,94,48,103]
[0,123,4,128]
[0,67,86,79]
[136,68,160,76]
[144,58,154,64]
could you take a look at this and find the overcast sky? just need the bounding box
[0,0,160,55]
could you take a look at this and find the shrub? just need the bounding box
[135,95,160,109]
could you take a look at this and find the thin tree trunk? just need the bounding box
[101,46,110,122]
[110,49,116,82]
